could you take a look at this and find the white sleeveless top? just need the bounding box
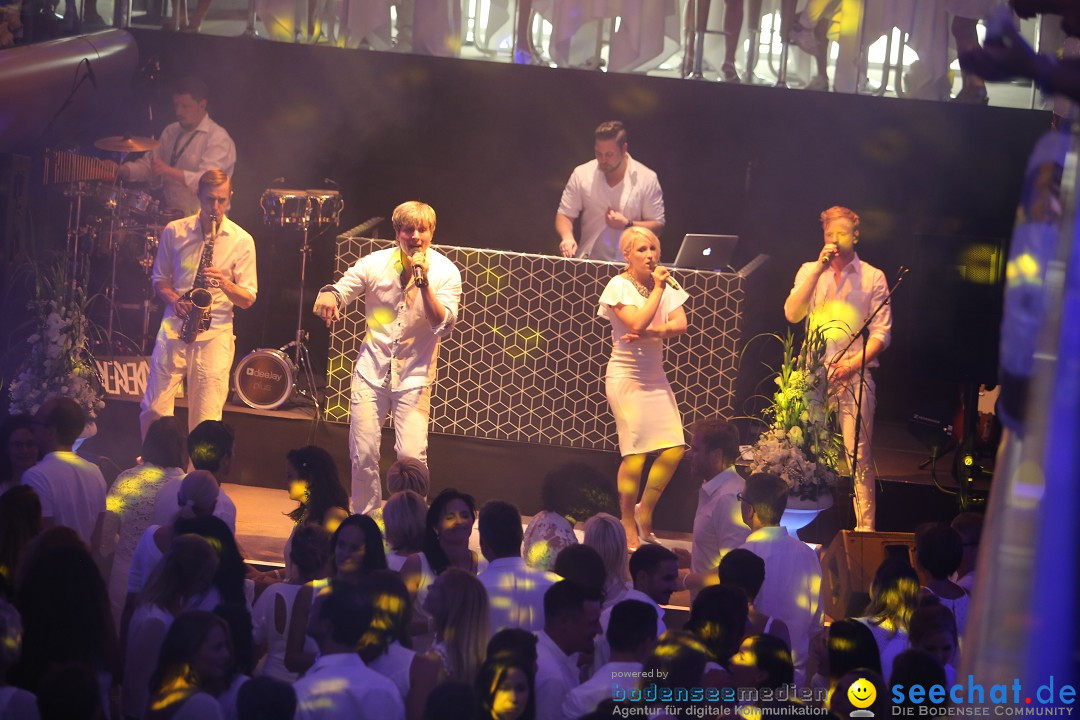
[252,582,318,682]
[368,641,416,700]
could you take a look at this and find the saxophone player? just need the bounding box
[140,169,258,439]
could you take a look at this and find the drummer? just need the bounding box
[118,76,236,216]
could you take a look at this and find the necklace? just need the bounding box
[622,271,652,298]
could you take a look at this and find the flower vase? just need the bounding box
[780,493,833,538]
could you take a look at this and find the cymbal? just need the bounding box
[94,135,160,153]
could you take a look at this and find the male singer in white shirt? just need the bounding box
[783,206,892,531]
[314,201,462,514]
[140,170,257,439]
[118,76,236,215]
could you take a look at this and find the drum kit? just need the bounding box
[58,134,173,354]
[57,133,346,412]
[232,186,344,412]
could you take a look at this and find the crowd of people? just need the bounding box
[0,395,984,720]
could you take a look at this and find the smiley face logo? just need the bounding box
[847,677,877,709]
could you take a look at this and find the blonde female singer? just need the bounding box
[597,226,688,548]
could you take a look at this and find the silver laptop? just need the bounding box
[673,234,738,271]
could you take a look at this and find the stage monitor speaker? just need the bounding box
[0,153,30,263]
[821,530,916,620]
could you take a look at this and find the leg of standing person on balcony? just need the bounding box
[722,0,744,81]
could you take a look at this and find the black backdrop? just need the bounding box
[67,30,1050,426]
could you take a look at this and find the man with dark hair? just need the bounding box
[563,599,656,718]
[22,397,106,548]
[140,171,257,442]
[118,76,236,215]
[719,548,791,649]
[556,120,665,261]
[594,543,675,668]
[689,417,750,577]
[477,500,558,632]
[536,580,603,720]
[151,420,237,530]
[294,585,404,720]
[738,473,822,686]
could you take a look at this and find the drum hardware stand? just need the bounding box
[287,208,322,411]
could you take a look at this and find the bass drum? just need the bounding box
[233,349,296,410]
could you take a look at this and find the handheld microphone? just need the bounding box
[665,276,682,292]
[412,253,428,288]
[821,249,835,265]
[85,59,98,90]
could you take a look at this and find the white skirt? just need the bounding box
[606,375,684,456]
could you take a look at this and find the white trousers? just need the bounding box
[832,370,877,531]
[140,329,235,439]
[348,374,431,515]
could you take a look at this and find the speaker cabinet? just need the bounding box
[820,530,916,620]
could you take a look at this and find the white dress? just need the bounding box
[598,275,689,456]
[252,582,318,682]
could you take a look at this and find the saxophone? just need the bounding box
[180,214,219,344]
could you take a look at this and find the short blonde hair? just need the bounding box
[583,512,630,585]
[392,201,436,233]
[819,205,859,232]
[619,225,660,258]
[386,457,430,498]
[382,490,427,554]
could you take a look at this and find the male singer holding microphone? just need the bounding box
[783,206,891,531]
[140,169,257,439]
[313,201,462,514]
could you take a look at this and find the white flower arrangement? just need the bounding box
[746,330,844,502]
[7,265,104,419]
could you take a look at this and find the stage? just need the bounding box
[82,394,988,552]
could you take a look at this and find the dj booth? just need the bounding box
[322,231,749,452]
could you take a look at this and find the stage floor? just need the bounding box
[85,396,989,553]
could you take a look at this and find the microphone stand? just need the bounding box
[833,264,908,530]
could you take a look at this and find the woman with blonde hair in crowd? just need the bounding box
[598,226,689,547]
[124,535,220,720]
[383,490,428,571]
[583,513,631,606]
[424,567,490,684]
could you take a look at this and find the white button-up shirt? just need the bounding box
[535,630,581,720]
[294,652,405,720]
[151,214,258,341]
[327,247,461,391]
[691,467,750,574]
[478,556,559,633]
[558,154,665,262]
[739,526,823,686]
[123,114,237,214]
[787,253,892,367]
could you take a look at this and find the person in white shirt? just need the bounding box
[783,206,892,531]
[152,420,238,531]
[313,201,462,514]
[140,170,258,439]
[21,397,106,549]
[118,76,237,216]
[594,544,676,670]
[478,500,559,633]
[556,121,665,262]
[535,580,603,720]
[294,583,405,720]
[564,599,656,718]
[950,511,983,594]
[688,417,750,577]
[739,473,823,687]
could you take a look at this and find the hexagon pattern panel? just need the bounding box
[325,234,745,451]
